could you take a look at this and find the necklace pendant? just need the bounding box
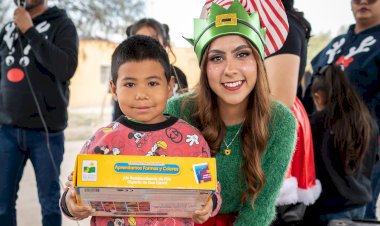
[224,149,231,156]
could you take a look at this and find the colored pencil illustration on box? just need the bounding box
[192,163,211,184]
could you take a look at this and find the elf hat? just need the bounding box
[186,0,289,65]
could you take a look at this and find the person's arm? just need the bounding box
[196,130,222,217]
[192,181,222,223]
[234,102,297,226]
[60,128,104,219]
[23,18,79,82]
[265,54,300,108]
[0,23,7,82]
[60,188,94,220]
[265,18,303,108]
[165,95,183,117]
[60,189,75,219]
[165,93,197,125]
[0,28,3,82]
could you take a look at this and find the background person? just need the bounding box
[305,0,380,220]
[304,64,378,225]
[0,0,78,225]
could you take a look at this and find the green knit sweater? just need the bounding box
[165,94,296,226]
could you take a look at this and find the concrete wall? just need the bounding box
[69,39,117,108]
[69,39,199,108]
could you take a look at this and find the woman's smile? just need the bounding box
[222,80,245,91]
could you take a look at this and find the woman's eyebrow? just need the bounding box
[232,45,251,53]
[209,45,251,54]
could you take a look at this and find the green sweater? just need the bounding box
[165,94,296,226]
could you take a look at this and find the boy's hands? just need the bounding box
[64,171,93,220]
[65,171,215,222]
[65,171,74,188]
[65,188,94,220]
[192,196,213,224]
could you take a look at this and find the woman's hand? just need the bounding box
[192,195,213,224]
[65,188,94,220]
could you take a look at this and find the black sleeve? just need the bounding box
[267,18,302,58]
[60,190,74,217]
[23,18,79,82]
[212,193,217,211]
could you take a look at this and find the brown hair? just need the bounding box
[126,18,188,93]
[311,64,375,174]
[186,41,272,204]
[126,18,177,64]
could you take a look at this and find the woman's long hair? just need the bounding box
[186,42,272,204]
[311,64,374,175]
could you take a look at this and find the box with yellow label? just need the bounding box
[73,154,217,218]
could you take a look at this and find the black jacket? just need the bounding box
[0,6,78,132]
[308,110,379,214]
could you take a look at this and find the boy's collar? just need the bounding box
[116,114,178,131]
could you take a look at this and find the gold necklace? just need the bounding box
[223,123,243,156]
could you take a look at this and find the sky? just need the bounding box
[146,0,355,48]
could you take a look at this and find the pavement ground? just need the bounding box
[17,141,90,226]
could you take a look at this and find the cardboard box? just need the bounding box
[73,154,217,218]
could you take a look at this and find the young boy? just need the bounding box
[60,35,220,226]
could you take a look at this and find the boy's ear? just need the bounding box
[168,76,175,98]
[110,80,118,101]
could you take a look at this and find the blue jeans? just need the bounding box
[319,206,366,225]
[365,158,380,220]
[0,125,64,226]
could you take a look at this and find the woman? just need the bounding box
[165,1,297,225]
[112,18,189,121]
[265,1,321,225]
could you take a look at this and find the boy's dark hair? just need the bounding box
[111,35,171,84]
